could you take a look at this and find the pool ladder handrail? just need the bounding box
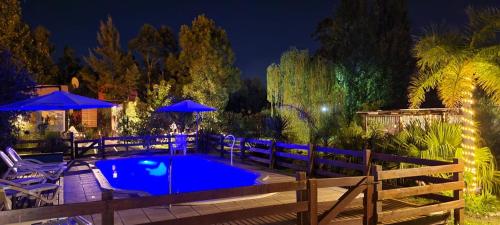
[224,134,236,166]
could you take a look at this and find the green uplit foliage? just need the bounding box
[179,15,240,114]
[81,16,140,101]
[410,7,500,108]
[267,48,345,143]
[391,121,500,195]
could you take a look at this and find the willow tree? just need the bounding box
[267,48,345,143]
[409,7,500,191]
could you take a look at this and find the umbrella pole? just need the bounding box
[196,112,199,150]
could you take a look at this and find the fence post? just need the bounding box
[101,189,114,225]
[269,141,276,169]
[145,135,151,151]
[240,138,246,160]
[363,176,375,225]
[69,132,75,160]
[363,148,372,176]
[99,136,105,159]
[219,135,225,158]
[307,144,315,176]
[295,172,307,225]
[307,179,318,225]
[453,158,464,225]
[371,165,382,224]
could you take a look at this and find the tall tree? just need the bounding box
[0,0,58,84]
[179,15,240,111]
[314,0,414,117]
[81,16,140,101]
[267,48,345,143]
[56,46,82,86]
[30,25,59,83]
[409,7,500,191]
[128,24,177,98]
[0,51,35,148]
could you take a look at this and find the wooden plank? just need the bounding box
[110,181,305,210]
[406,175,454,184]
[373,153,451,166]
[247,147,270,155]
[315,147,364,157]
[275,152,308,161]
[318,178,367,225]
[276,161,304,171]
[308,179,318,225]
[296,172,307,225]
[275,142,308,150]
[0,201,105,224]
[453,158,464,225]
[248,156,270,164]
[379,181,464,200]
[378,163,463,180]
[246,139,272,146]
[137,202,308,225]
[314,158,365,171]
[379,200,465,223]
[314,176,366,188]
[314,169,346,178]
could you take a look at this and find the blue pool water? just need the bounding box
[95,155,260,195]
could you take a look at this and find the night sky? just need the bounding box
[22,0,500,79]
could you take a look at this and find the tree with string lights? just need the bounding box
[409,7,500,193]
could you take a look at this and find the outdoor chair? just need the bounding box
[0,179,59,210]
[170,134,187,155]
[0,151,63,181]
[6,147,66,169]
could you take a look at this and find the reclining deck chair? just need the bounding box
[0,151,63,181]
[0,179,59,210]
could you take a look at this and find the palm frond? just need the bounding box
[466,6,500,48]
[408,71,441,108]
[436,58,471,107]
[464,60,500,105]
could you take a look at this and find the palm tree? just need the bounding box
[409,7,500,191]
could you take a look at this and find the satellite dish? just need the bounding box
[71,77,79,89]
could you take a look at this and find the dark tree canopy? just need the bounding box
[81,16,140,101]
[0,51,35,148]
[314,0,414,117]
[226,77,268,115]
[128,24,178,98]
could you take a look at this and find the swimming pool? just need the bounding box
[94,155,261,195]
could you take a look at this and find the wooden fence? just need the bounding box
[15,133,197,160]
[0,160,464,225]
[4,134,465,224]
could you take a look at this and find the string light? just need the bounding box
[461,78,477,193]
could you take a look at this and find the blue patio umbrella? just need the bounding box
[0,91,115,111]
[156,100,216,147]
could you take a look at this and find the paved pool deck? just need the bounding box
[62,155,354,225]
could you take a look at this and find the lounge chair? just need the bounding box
[0,151,63,181]
[0,179,59,210]
[5,147,66,169]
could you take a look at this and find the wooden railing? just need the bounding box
[15,133,197,160]
[7,134,465,224]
